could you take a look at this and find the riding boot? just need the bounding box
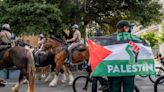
[66,48,72,64]
[35,52,40,66]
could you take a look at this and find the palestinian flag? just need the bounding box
[88,32,156,77]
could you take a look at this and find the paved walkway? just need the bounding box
[0,71,164,92]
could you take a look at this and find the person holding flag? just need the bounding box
[90,20,136,91]
[107,20,136,92]
[88,19,155,92]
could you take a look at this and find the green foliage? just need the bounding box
[158,23,164,43]
[141,22,164,48]
[0,0,163,35]
[61,0,162,33]
[141,32,159,47]
[55,0,77,25]
[0,0,63,35]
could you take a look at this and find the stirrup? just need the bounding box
[65,59,70,64]
[35,60,40,66]
[35,63,39,66]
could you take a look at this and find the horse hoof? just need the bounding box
[61,78,66,83]
[49,83,57,87]
[44,74,54,83]
[61,80,66,83]
[12,87,18,92]
[49,84,57,87]
[44,80,48,83]
[22,79,28,84]
[68,81,73,85]
[44,78,50,83]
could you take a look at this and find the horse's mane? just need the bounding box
[49,36,66,45]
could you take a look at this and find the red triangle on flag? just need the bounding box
[88,39,112,71]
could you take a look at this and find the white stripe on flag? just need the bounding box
[103,43,154,60]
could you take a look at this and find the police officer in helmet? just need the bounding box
[66,24,81,63]
[0,24,12,49]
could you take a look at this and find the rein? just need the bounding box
[51,37,66,46]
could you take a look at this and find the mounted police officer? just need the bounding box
[66,24,81,63]
[0,24,12,49]
[35,33,46,66]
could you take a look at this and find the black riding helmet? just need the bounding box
[116,20,133,33]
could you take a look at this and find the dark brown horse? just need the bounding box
[0,46,35,92]
[42,37,89,87]
[32,49,66,83]
[15,39,66,84]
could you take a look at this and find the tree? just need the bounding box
[45,0,82,25]
[55,0,163,33]
[41,0,163,34]
[158,23,164,43]
[141,32,159,47]
[0,0,63,35]
[0,0,163,35]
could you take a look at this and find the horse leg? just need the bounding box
[45,65,54,82]
[61,65,67,83]
[46,65,67,83]
[12,73,24,92]
[45,72,54,83]
[65,66,74,85]
[45,58,56,82]
[49,53,66,87]
[40,67,47,78]
[26,75,35,92]
[26,50,36,92]
[49,64,61,87]
[22,78,28,84]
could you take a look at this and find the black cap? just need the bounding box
[116,20,131,29]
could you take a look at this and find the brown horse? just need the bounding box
[42,37,89,87]
[0,46,35,92]
[15,39,67,84]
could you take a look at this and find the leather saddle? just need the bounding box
[0,48,8,60]
[32,49,49,66]
[66,44,87,64]
[0,41,11,51]
[74,44,87,51]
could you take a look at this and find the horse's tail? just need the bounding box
[26,49,36,92]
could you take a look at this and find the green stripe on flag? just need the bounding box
[92,59,156,77]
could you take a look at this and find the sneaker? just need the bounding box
[98,85,109,90]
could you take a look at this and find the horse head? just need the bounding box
[43,37,66,51]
